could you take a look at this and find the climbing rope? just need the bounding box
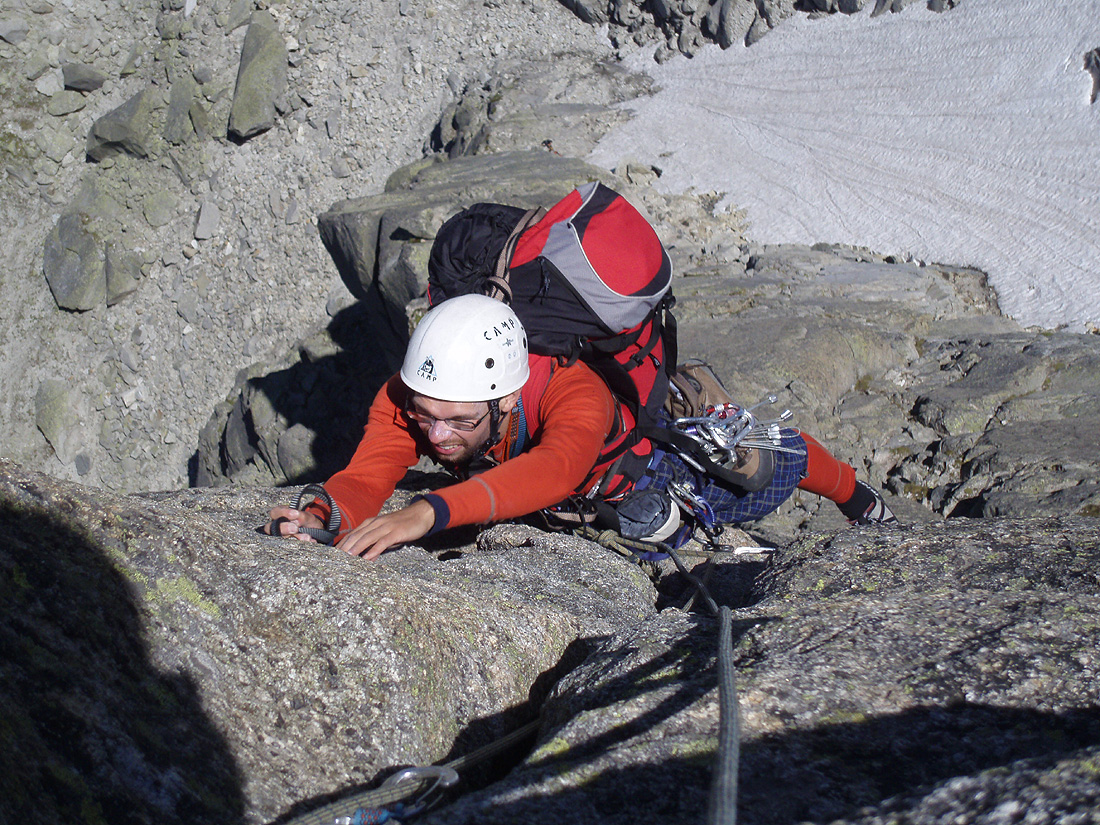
[574,525,741,825]
[708,605,739,825]
[293,484,342,545]
[267,484,343,546]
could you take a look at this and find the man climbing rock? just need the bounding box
[265,294,896,559]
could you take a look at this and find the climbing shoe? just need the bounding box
[615,488,681,543]
[839,481,899,526]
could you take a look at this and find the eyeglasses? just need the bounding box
[404,401,490,432]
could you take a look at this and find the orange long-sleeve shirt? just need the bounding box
[318,355,618,535]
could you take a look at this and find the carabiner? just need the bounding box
[379,766,459,816]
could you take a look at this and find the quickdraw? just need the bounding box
[670,394,803,467]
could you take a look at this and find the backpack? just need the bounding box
[428,181,678,499]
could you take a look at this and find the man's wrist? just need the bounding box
[412,494,449,535]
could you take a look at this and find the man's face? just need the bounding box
[406,395,493,466]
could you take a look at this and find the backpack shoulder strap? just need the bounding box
[510,354,555,458]
[485,206,545,303]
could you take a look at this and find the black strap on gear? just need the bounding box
[466,398,504,466]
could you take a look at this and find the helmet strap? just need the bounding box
[470,398,503,464]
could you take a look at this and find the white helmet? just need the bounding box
[400,294,530,401]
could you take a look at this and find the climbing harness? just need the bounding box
[668,479,722,535]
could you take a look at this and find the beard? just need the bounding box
[429,435,487,467]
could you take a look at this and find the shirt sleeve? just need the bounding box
[317,375,424,532]
[433,362,616,528]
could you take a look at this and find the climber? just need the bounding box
[264,294,896,559]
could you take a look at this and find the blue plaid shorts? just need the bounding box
[640,428,808,529]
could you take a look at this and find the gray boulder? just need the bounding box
[227,10,288,141]
[62,61,108,92]
[873,0,959,14]
[142,189,179,228]
[0,460,656,825]
[320,151,611,326]
[805,0,871,11]
[163,74,198,145]
[1085,47,1099,104]
[42,211,105,311]
[86,86,155,161]
[558,0,609,25]
[34,379,81,463]
[755,0,797,31]
[0,17,29,44]
[425,55,652,160]
[887,331,1100,518]
[46,90,87,116]
[557,0,960,56]
[873,0,919,14]
[104,241,143,305]
[706,0,758,49]
[193,198,220,240]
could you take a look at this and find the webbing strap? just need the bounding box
[637,425,760,493]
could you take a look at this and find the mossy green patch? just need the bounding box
[80,796,108,825]
[819,709,869,726]
[0,128,36,163]
[155,576,222,618]
[1080,754,1100,777]
[6,562,30,593]
[529,736,570,764]
[636,664,682,688]
[671,735,718,765]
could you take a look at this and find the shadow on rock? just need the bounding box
[0,497,245,825]
[424,701,1100,825]
[655,555,774,612]
[739,702,1100,824]
[191,299,402,489]
[273,635,602,824]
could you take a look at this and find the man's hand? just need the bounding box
[336,499,436,561]
[266,506,325,541]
